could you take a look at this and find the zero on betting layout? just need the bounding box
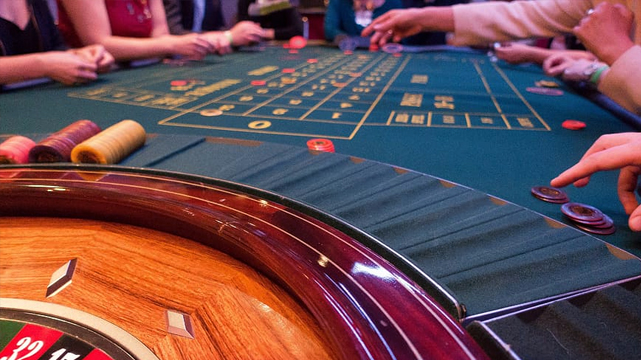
[68,47,551,140]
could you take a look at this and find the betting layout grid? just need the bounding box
[66,46,554,140]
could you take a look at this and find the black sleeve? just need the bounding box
[31,0,67,50]
[163,0,190,35]
[202,0,226,31]
[273,7,304,40]
[237,0,252,22]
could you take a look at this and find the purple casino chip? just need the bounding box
[561,202,604,223]
[526,87,564,96]
[381,43,403,54]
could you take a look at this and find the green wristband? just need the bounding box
[224,30,233,46]
[589,65,609,85]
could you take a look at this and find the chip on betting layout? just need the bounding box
[289,35,307,49]
[526,87,563,96]
[381,43,403,54]
[535,80,560,88]
[562,120,586,130]
[200,109,223,117]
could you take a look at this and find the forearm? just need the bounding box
[0,54,49,84]
[98,36,175,61]
[598,46,641,114]
[416,7,455,33]
[529,48,594,64]
[449,0,590,46]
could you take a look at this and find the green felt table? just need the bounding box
[4,44,641,359]
[2,44,639,256]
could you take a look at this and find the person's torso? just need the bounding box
[0,16,40,55]
[57,0,154,48]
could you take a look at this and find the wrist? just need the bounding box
[584,63,609,85]
[224,31,233,46]
[35,53,52,78]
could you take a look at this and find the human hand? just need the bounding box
[542,53,577,77]
[558,58,608,83]
[495,43,543,64]
[550,132,641,231]
[168,34,213,60]
[229,21,265,46]
[41,51,98,86]
[361,9,425,46]
[73,44,115,73]
[574,3,635,65]
[202,32,232,55]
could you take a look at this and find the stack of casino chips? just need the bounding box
[29,120,101,163]
[561,202,616,235]
[3,119,146,165]
[71,120,146,164]
[531,186,615,235]
[0,136,36,164]
[306,138,335,153]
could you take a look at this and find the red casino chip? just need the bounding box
[562,120,586,130]
[289,35,307,49]
[170,80,188,86]
[307,138,335,153]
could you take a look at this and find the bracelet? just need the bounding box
[589,65,609,85]
[224,30,233,46]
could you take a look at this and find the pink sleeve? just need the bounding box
[449,0,594,46]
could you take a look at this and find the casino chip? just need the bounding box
[381,43,403,54]
[526,87,564,96]
[250,80,266,86]
[306,138,335,153]
[535,80,560,88]
[531,186,569,204]
[289,35,307,50]
[339,37,358,52]
[562,120,586,130]
[561,202,603,222]
[170,80,188,86]
[200,109,223,117]
[561,202,616,235]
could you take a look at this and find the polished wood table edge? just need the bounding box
[0,166,489,360]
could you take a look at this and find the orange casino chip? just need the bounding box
[250,80,266,86]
